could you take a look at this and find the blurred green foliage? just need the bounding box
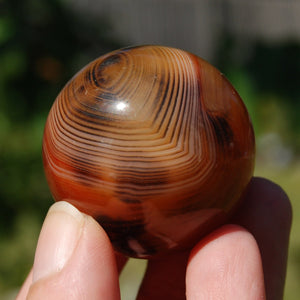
[0,0,122,293]
[216,36,300,150]
[0,0,299,298]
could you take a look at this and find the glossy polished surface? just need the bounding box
[42,45,255,258]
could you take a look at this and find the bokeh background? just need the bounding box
[0,0,299,299]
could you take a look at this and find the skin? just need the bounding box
[17,177,292,300]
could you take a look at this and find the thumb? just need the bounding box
[22,201,120,300]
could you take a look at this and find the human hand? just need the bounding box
[17,177,292,300]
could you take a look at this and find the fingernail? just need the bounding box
[32,201,85,282]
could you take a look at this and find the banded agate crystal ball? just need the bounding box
[42,45,255,258]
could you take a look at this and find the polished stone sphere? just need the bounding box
[42,45,255,258]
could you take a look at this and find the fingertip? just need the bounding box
[26,201,120,300]
[188,224,255,266]
[32,201,86,283]
[186,224,266,300]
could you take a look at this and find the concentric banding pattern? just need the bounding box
[43,45,255,257]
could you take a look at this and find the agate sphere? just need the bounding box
[42,45,255,258]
